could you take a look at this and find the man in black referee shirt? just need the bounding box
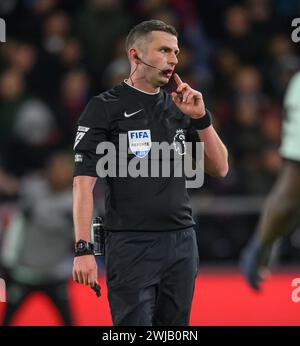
[72,20,228,326]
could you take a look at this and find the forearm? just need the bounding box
[257,162,300,245]
[73,176,96,242]
[197,126,229,177]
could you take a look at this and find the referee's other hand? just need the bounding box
[73,255,98,288]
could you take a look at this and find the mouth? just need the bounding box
[162,69,174,78]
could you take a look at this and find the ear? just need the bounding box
[129,48,139,62]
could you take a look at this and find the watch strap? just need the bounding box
[74,249,94,257]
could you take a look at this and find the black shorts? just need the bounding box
[105,227,199,326]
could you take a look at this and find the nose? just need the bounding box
[169,53,178,66]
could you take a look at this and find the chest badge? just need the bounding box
[128,129,152,158]
[173,129,186,155]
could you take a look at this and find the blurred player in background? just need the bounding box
[0,152,74,325]
[241,71,300,290]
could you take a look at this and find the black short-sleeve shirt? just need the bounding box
[74,81,200,231]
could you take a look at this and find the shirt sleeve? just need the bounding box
[280,72,300,162]
[73,96,109,177]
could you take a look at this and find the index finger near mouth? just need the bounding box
[173,73,183,86]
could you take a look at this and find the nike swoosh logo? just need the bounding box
[124,109,143,118]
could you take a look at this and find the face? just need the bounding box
[138,31,179,87]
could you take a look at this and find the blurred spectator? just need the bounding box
[0,69,62,176]
[43,11,70,55]
[57,69,91,142]
[59,37,85,71]
[101,34,130,88]
[76,0,133,79]
[8,43,37,76]
[0,152,74,326]
[223,5,260,64]
[103,58,130,89]
[0,169,19,200]
[246,0,274,38]
[0,69,28,155]
[214,49,240,99]
[267,34,300,99]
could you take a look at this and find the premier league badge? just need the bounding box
[128,129,152,158]
[173,129,186,155]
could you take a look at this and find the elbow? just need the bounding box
[216,162,229,178]
[206,164,229,178]
[219,166,229,178]
[217,151,229,177]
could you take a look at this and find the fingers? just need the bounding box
[176,84,201,103]
[244,262,263,291]
[173,73,183,86]
[173,90,200,105]
[194,96,202,107]
[73,257,98,286]
[259,267,271,281]
[251,279,261,291]
[171,92,181,105]
[177,82,188,94]
[73,268,97,289]
[77,270,85,285]
[184,91,194,103]
[73,268,79,283]
[73,269,96,286]
[81,267,97,286]
[72,265,83,284]
[87,270,98,288]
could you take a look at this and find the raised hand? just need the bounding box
[171,73,206,119]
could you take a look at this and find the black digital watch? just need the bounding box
[74,239,94,257]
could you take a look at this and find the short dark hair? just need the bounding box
[125,20,178,52]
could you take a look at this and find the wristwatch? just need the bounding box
[74,239,94,257]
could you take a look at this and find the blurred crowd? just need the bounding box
[0,0,299,261]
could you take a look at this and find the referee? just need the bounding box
[72,20,228,326]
